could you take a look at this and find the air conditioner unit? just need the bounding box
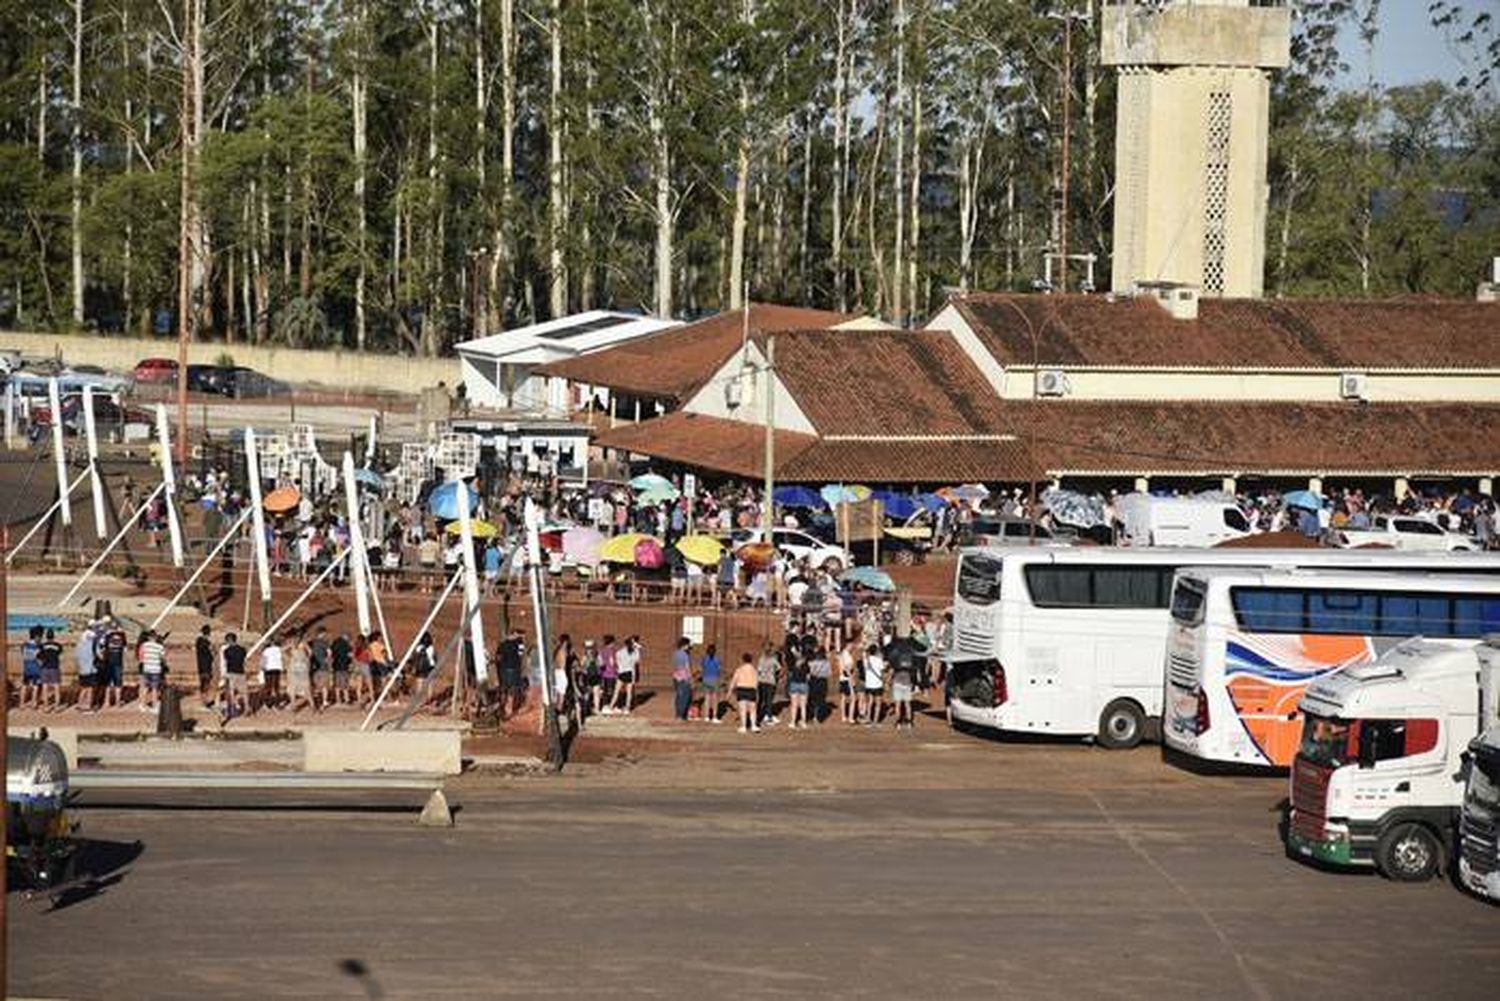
[1339,372,1368,401]
[724,376,743,409]
[1035,368,1069,398]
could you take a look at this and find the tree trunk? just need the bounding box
[548,0,567,317]
[1274,154,1298,298]
[353,0,368,348]
[906,41,922,322]
[797,116,812,303]
[423,12,440,356]
[729,123,749,310]
[122,9,134,334]
[890,0,906,326]
[831,0,851,313]
[71,0,84,327]
[652,104,673,318]
[492,0,515,328]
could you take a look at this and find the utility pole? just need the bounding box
[761,335,775,532]
[1059,10,1074,294]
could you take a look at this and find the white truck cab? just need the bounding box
[1114,493,1250,548]
[1459,639,1500,901]
[1287,638,1493,881]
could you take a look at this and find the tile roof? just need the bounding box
[952,293,1500,370]
[592,413,1043,484]
[1022,400,1500,475]
[764,328,1009,436]
[533,303,853,402]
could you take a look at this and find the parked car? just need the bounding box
[1336,514,1477,552]
[963,516,1069,546]
[57,368,131,396]
[226,366,290,398]
[186,364,234,395]
[32,392,150,437]
[730,527,852,573]
[133,357,179,383]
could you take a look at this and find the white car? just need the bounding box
[1337,514,1477,552]
[731,527,851,573]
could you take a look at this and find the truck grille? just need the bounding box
[1291,756,1331,842]
[1461,811,1499,876]
[1167,653,1198,690]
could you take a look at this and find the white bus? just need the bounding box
[1164,567,1500,768]
[947,547,1500,749]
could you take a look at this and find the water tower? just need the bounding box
[1102,0,1290,299]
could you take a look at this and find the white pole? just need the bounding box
[456,478,488,684]
[6,466,90,563]
[57,481,165,608]
[48,377,71,528]
[82,385,107,539]
[524,497,552,709]
[342,450,373,637]
[361,567,464,730]
[149,508,251,630]
[245,548,349,660]
[154,403,185,568]
[244,427,273,608]
[365,413,377,466]
[5,379,15,449]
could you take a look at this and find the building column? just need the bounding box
[1221,476,1237,495]
[1308,476,1323,495]
[1049,476,1062,491]
[1394,476,1410,502]
[1479,477,1493,497]
[1134,476,1149,493]
[633,398,641,423]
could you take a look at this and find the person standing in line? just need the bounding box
[352,634,374,706]
[496,628,525,720]
[260,636,286,710]
[888,643,915,731]
[309,626,331,709]
[807,645,831,725]
[37,628,64,712]
[220,632,249,719]
[581,639,603,720]
[861,643,886,726]
[611,636,641,714]
[699,643,722,724]
[20,626,42,709]
[755,642,779,727]
[101,618,127,709]
[136,629,166,713]
[671,637,694,721]
[785,645,811,730]
[552,634,575,720]
[331,630,353,707]
[731,652,761,734]
[195,625,215,707]
[597,635,618,714]
[74,623,99,712]
[367,631,391,701]
[838,639,857,724]
[287,635,315,713]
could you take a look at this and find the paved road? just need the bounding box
[10,743,1499,1000]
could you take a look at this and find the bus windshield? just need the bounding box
[1469,752,1500,812]
[1170,579,1206,625]
[1299,713,1355,768]
[957,555,1004,607]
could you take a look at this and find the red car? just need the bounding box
[132,357,178,383]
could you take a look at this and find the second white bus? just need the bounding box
[946,547,1500,749]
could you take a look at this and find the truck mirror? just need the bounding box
[1358,737,1376,770]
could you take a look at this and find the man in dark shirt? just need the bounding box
[497,629,524,719]
[102,619,128,708]
[221,632,248,717]
[195,625,215,703]
[331,631,353,706]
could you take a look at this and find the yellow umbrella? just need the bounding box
[598,532,654,564]
[675,534,724,566]
[445,519,499,539]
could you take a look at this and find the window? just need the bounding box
[1231,588,1305,633]
[1395,520,1444,536]
[1307,590,1377,635]
[1454,597,1500,636]
[1380,594,1454,637]
[1233,586,1500,638]
[1223,508,1250,533]
[1171,579,1207,625]
[1025,565,1173,609]
[1360,719,1439,762]
[956,555,1004,607]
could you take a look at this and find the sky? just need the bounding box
[1331,2,1483,90]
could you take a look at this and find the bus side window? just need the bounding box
[1307,590,1377,635]
[1231,588,1306,633]
[1453,597,1500,639]
[1378,594,1453,637]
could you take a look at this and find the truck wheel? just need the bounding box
[1098,699,1146,750]
[1375,823,1443,882]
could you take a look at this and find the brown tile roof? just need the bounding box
[1021,400,1500,475]
[592,412,1043,484]
[534,303,854,403]
[764,328,1009,436]
[952,293,1500,370]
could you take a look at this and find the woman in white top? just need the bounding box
[861,644,886,726]
[609,636,642,714]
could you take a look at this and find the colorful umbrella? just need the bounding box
[916,492,948,512]
[1282,489,1323,511]
[841,565,895,592]
[638,484,680,505]
[598,532,654,564]
[773,485,826,509]
[821,484,872,507]
[634,536,666,568]
[630,473,676,493]
[428,481,480,520]
[263,486,300,514]
[444,519,499,539]
[873,491,919,520]
[735,540,777,571]
[352,467,385,490]
[562,526,604,565]
[675,534,725,566]
[939,483,990,501]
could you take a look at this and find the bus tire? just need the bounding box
[1098,699,1146,750]
[1375,823,1443,882]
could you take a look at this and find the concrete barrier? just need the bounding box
[8,726,78,770]
[302,730,462,776]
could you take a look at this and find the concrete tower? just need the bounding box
[1102,0,1290,298]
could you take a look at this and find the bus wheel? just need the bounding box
[1097,699,1146,750]
[1375,823,1442,882]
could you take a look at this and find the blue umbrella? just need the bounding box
[774,485,825,509]
[841,565,895,593]
[630,473,675,492]
[352,467,385,490]
[916,492,947,513]
[428,481,480,520]
[1282,488,1322,511]
[873,491,919,520]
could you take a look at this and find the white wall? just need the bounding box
[1001,366,1500,403]
[681,344,817,434]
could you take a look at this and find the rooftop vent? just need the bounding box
[1132,280,1200,321]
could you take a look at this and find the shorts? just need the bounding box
[700,679,719,695]
[22,666,40,684]
[501,670,523,692]
[788,681,810,696]
[226,673,248,695]
[39,667,61,686]
[334,670,350,690]
[733,686,756,703]
[838,680,852,696]
[618,671,635,685]
[143,673,162,691]
[891,682,912,702]
[106,658,124,686]
[865,685,884,697]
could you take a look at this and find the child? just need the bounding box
[20,626,42,709]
